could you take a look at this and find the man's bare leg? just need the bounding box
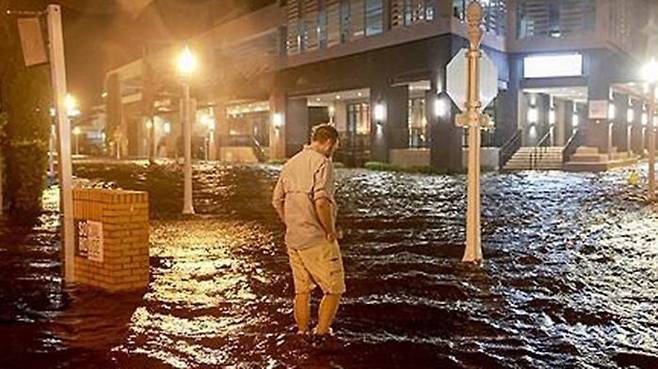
[315,293,341,335]
[294,293,311,333]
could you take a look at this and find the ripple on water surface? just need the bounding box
[1,162,657,369]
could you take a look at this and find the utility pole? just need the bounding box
[182,81,195,214]
[47,4,75,282]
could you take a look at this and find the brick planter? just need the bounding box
[72,189,150,292]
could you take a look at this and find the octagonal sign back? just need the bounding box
[446,48,499,112]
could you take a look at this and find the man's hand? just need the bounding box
[336,226,344,240]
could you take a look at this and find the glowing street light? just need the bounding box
[65,94,80,117]
[177,45,197,77]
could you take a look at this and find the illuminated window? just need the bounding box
[523,54,583,78]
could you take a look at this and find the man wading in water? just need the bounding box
[272,124,345,348]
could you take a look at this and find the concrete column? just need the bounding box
[214,101,228,160]
[586,52,613,153]
[612,92,629,152]
[564,100,575,141]
[269,90,287,160]
[286,97,309,157]
[370,83,408,163]
[497,55,523,146]
[554,98,567,146]
[631,100,644,154]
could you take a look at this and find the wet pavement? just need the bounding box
[1,161,657,369]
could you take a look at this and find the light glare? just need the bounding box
[177,46,197,76]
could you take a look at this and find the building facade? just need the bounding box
[104,0,657,171]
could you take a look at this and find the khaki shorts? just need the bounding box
[287,240,346,295]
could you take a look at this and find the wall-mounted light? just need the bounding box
[272,112,283,128]
[572,113,579,127]
[328,105,335,116]
[527,107,538,125]
[164,122,171,134]
[642,112,648,126]
[608,102,616,120]
[146,120,153,130]
[434,97,448,118]
[373,102,385,124]
[627,108,634,123]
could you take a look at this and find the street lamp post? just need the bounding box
[72,126,81,155]
[641,59,658,201]
[177,46,196,214]
[454,1,491,263]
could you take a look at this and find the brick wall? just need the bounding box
[72,189,150,292]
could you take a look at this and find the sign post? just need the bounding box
[47,5,75,282]
[446,1,497,263]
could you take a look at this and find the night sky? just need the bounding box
[4,0,273,110]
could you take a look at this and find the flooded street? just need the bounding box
[1,162,657,369]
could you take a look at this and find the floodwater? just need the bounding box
[1,160,657,369]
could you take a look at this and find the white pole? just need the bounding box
[182,82,195,214]
[649,84,656,201]
[47,4,75,283]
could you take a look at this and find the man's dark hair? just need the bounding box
[312,124,339,144]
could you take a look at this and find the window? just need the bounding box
[351,0,365,38]
[391,0,435,28]
[408,97,428,148]
[326,0,341,47]
[365,0,383,36]
[290,0,384,53]
[303,0,320,51]
[318,7,328,48]
[517,0,595,39]
[347,102,371,135]
[340,0,351,42]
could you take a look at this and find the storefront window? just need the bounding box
[347,102,371,135]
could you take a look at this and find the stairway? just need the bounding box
[503,146,564,171]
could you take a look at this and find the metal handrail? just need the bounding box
[251,136,267,163]
[530,130,552,169]
[499,129,522,168]
[562,129,583,163]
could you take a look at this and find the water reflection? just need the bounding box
[1,161,657,368]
